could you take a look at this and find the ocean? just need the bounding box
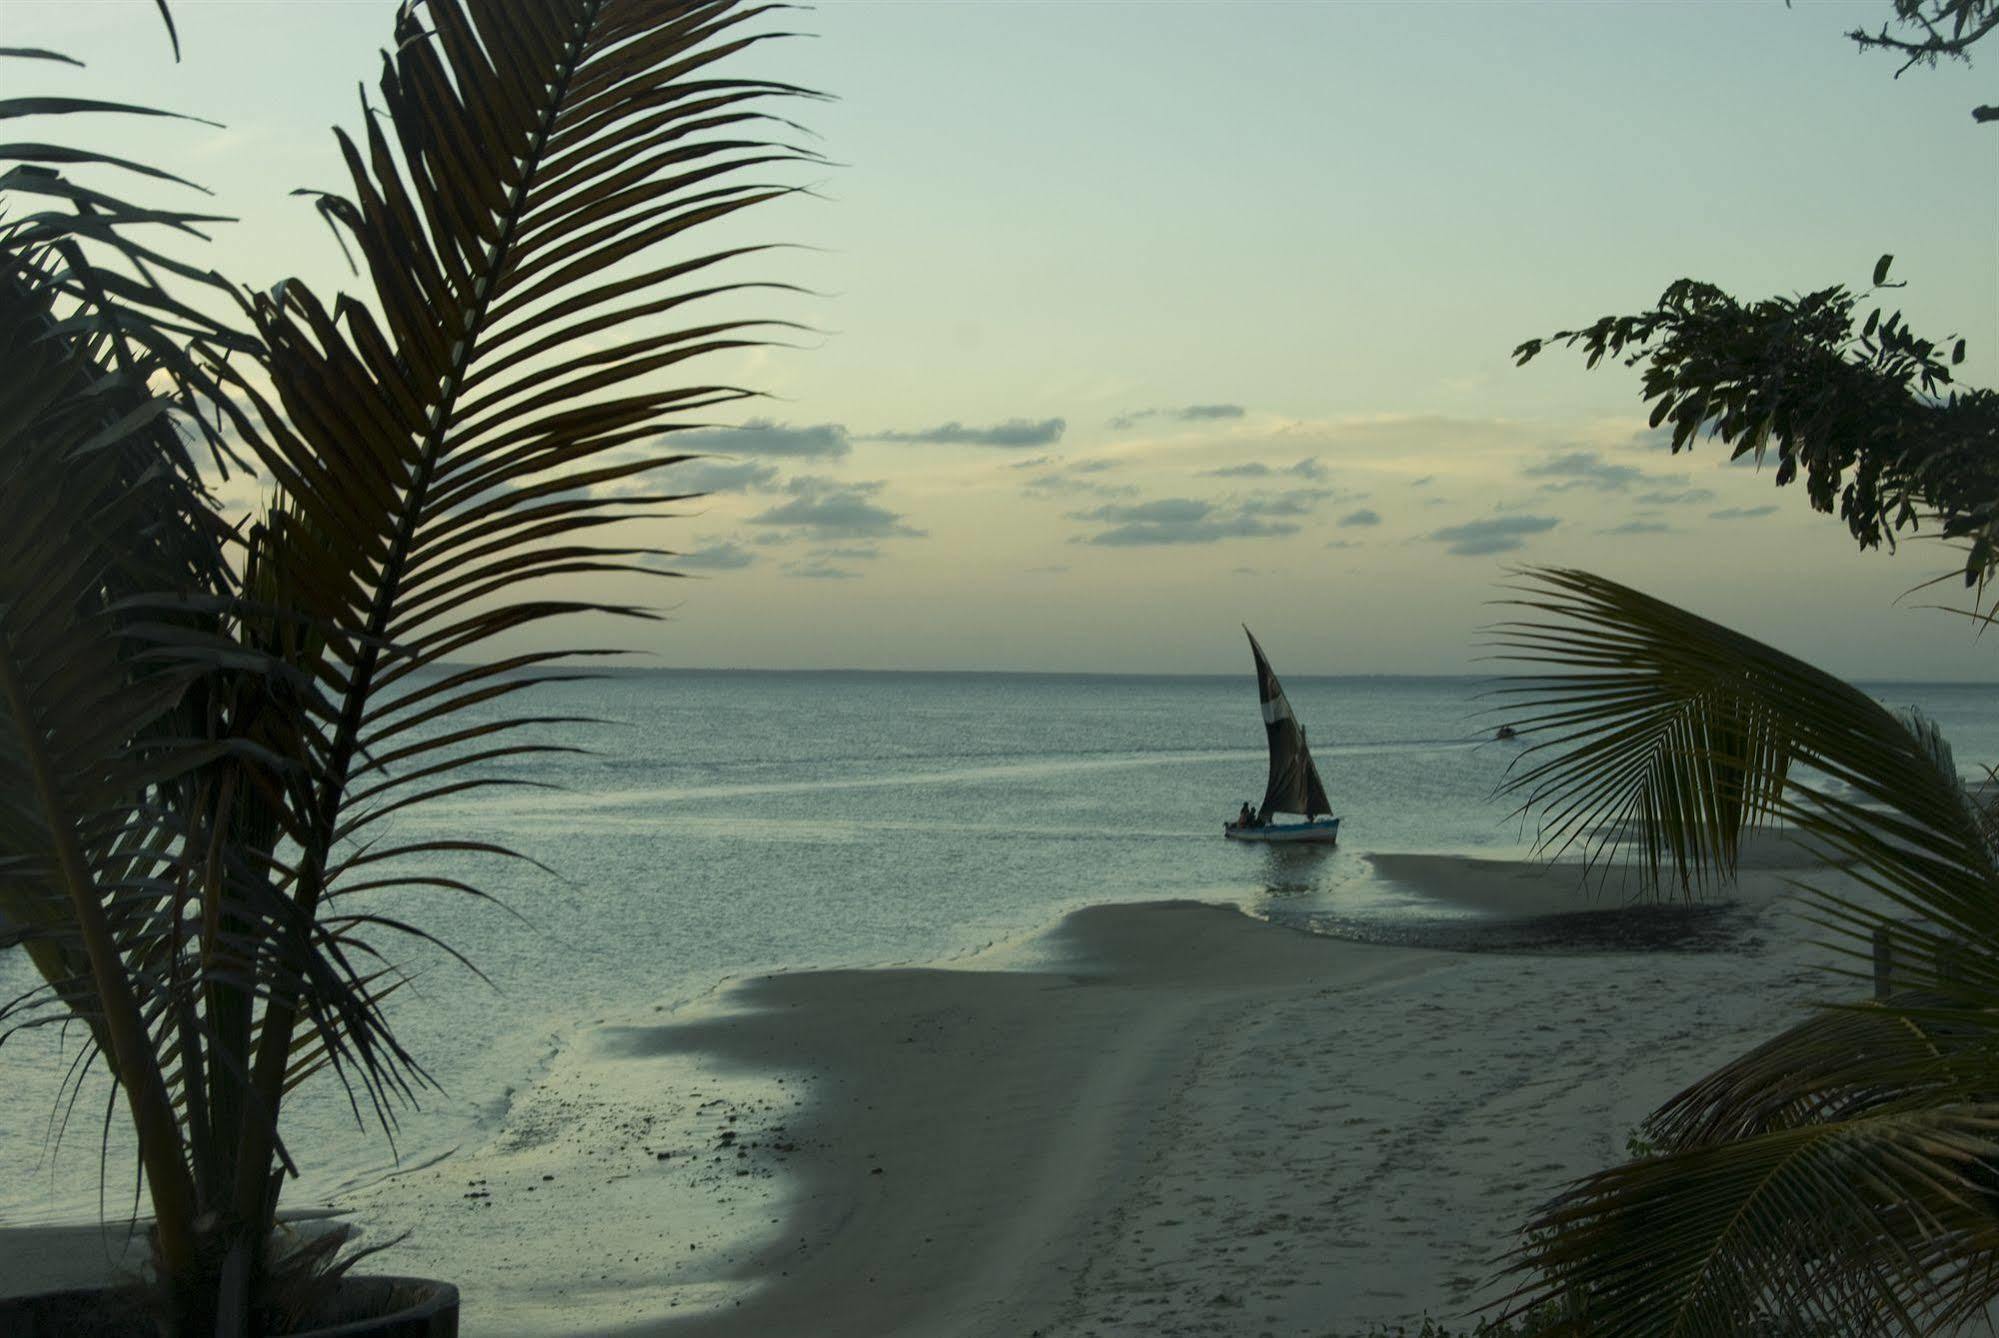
[3,670,1994,1223]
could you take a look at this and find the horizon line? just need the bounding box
[445,662,1999,689]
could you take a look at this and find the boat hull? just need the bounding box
[1223,817,1340,844]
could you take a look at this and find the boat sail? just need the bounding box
[1225,627,1340,844]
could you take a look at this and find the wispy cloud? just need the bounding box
[1200,456,1324,481]
[748,477,926,539]
[670,459,781,493]
[1709,505,1780,520]
[1237,489,1336,519]
[1338,508,1382,528]
[1072,497,1300,546]
[1524,450,1650,493]
[668,418,851,458]
[668,540,757,570]
[1022,472,1139,500]
[871,417,1066,448]
[1428,514,1559,556]
[1111,403,1246,430]
[1019,454,1140,500]
[1597,520,1674,535]
[1634,487,1716,506]
[784,561,861,580]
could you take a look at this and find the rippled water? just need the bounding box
[3,671,1993,1222]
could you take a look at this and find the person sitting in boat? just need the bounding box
[1236,801,1256,829]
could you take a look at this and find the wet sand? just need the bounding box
[1,854,1847,1336]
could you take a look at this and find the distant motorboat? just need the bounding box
[1223,627,1340,846]
[1495,724,1519,741]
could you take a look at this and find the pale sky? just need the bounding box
[8,0,1996,677]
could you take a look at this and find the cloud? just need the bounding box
[1524,450,1650,493]
[748,476,926,539]
[1325,539,1363,549]
[784,561,860,580]
[1623,424,1679,453]
[1073,497,1300,546]
[810,545,882,562]
[1597,521,1674,535]
[1709,505,1780,520]
[1411,475,1436,488]
[668,418,851,458]
[1428,514,1559,556]
[872,417,1066,448]
[1338,508,1382,528]
[1235,489,1337,519]
[1634,487,1716,506]
[1021,471,1139,500]
[1019,455,1140,499]
[670,459,781,493]
[1202,456,1325,481]
[1111,403,1246,430]
[668,540,756,570]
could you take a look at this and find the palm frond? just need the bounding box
[1645,998,1999,1150]
[1490,567,1998,912]
[0,256,225,1278]
[212,0,819,1231]
[1505,1106,1999,1337]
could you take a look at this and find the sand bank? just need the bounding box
[1,856,1847,1336]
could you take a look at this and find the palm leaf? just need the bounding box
[212,0,819,1233]
[1490,567,1997,915]
[1505,1106,1999,1337]
[1490,568,1999,1331]
[1645,999,1999,1150]
[0,253,224,1278]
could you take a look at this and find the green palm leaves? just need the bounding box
[218,1,821,1209]
[3,3,815,1329]
[1493,569,1999,1334]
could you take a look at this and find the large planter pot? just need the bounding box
[0,1275,459,1338]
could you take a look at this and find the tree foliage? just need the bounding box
[1845,0,1999,120]
[1518,4,1997,586]
[1514,265,1999,586]
[1,2,818,1332]
[1493,569,1999,1334]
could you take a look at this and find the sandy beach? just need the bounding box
[1,848,1848,1336]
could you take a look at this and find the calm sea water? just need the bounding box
[4,671,1995,1222]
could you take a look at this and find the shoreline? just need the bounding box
[0,854,1843,1336]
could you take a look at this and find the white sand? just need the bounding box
[0,856,1854,1336]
